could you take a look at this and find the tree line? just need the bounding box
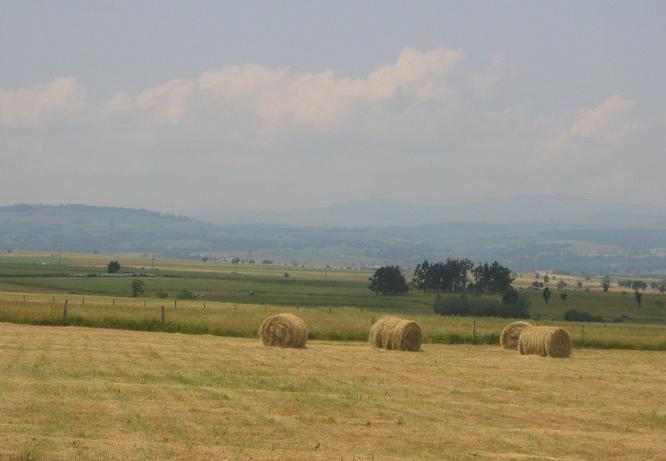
[412,259,513,294]
[368,259,514,296]
[369,259,527,318]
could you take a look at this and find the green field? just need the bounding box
[1,291,665,349]
[0,252,664,350]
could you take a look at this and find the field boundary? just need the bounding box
[1,316,664,351]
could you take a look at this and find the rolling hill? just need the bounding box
[1,198,665,275]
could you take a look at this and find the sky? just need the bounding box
[0,0,665,211]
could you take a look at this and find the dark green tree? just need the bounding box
[471,261,514,293]
[634,290,643,307]
[515,292,532,318]
[131,279,145,297]
[560,292,568,303]
[107,260,121,274]
[602,276,610,293]
[542,287,551,304]
[177,288,196,300]
[501,286,520,305]
[412,259,430,291]
[368,266,409,295]
[412,258,472,293]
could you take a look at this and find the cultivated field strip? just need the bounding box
[0,290,665,350]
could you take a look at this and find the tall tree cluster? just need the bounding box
[471,261,514,293]
[413,259,513,294]
[412,258,473,293]
[368,266,409,295]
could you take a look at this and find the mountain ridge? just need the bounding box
[179,195,666,228]
[1,199,665,274]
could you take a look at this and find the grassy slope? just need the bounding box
[0,323,664,460]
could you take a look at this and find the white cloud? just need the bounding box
[101,92,135,115]
[103,46,465,130]
[103,79,198,125]
[365,47,464,100]
[136,79,196,124]
[570,94,634,138]
[0,78,87,127]
[545,95,641,152]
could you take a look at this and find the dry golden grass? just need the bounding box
[0,323,665,460]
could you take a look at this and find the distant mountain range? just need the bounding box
[182,195,666,228]
[1,196,666,275]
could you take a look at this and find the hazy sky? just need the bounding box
[1,1,664,211]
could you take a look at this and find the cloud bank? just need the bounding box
[97,47,465,130]
[0,47,658,210]
[0,78,87,127]
[545,95,643,153]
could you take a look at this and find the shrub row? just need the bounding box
[564,309,604,322]
[433,293,529,319]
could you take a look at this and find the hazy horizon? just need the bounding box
[1,193,664,216]
[1,1,665,211]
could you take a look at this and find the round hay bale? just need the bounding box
[369,316,422,351]
[500,321,532,350]
[259,313,307,348]
[518,326,572,358]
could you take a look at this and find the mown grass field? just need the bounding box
[1,323,665,460]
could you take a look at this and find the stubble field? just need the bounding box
[1,323,664,460]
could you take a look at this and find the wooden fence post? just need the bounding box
[63,299,68,321]
[581,324,585,342]
[82,297,85,305]
[112,298,115,307]
[174,299,177,309]
[160,305,165,323]
[472,318,477,337]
